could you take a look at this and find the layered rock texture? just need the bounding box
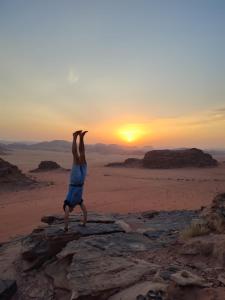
[1,194,225,300]
[106,148,218,169]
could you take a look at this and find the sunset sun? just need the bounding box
[118,125,146,143]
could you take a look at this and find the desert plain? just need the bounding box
[0,149,225,243]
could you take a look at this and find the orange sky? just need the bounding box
[1,1,225,148]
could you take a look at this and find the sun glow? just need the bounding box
[118,125,146,143]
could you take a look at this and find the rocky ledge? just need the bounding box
[1,194,225,300]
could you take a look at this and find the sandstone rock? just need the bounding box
[45,257,71,290]
[50,232,160,299]
[0,158,36,190]
[200,193,225,233]
[22,223,125,269]
[151,211,198,231]
[108,281,168,300]
[171,270,209,287]
[57,232,155,259]
[46,232,159,297]
[143,148,218,169]
[41,213,115,225]
[153,267,179,283]
[0,279,17,300]
[115,220,132,232]
[30,160,62,172]
[70,254,154,299]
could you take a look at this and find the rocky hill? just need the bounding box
[0,158,36,191]
[30,160,68,173]
[106,148,218,169]
[143,148,218,168]
[1,194,225,299]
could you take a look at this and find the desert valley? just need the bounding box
[1,145,225,242]
[1,144,225,300]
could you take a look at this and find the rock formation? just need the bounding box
[143,148,218,169]
[30,160,64,172]
[1,195,225,299]
[0,158,36,191]
[200,193,225,232]
[106,148,218,169]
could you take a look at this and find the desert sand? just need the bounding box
[0,149,225,242]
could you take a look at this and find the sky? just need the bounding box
[0,0,225,148]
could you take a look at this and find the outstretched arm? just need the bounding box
[64,206,70,231]
[80,202,87,226]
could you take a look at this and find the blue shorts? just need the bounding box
[64,164,87,209]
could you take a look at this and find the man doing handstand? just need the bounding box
[63,130,88,231]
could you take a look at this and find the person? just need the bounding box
[63,130,88,231]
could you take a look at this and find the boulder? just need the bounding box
[143,148,218,169]
[171,270,209,287]
[30,160,63,172]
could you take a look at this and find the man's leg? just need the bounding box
[79,131,88,164]
[72,131,82,164]
[80,202,87,226]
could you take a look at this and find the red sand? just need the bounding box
[0,150,225,242]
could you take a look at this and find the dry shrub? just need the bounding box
[181,219,210,239]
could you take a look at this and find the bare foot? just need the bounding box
[80,131,88,137]
[73,130,82,137]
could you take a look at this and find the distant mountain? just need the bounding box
[0,143,11,155]
[7,140,71,151]
[29,140,72,151]
[7,143,30,150]
[86,143,145,155]
[6,140,150,155]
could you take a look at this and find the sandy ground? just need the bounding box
[0,149,225,242]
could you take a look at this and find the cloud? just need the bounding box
[67,69,79,84]
[180,107,225,127]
